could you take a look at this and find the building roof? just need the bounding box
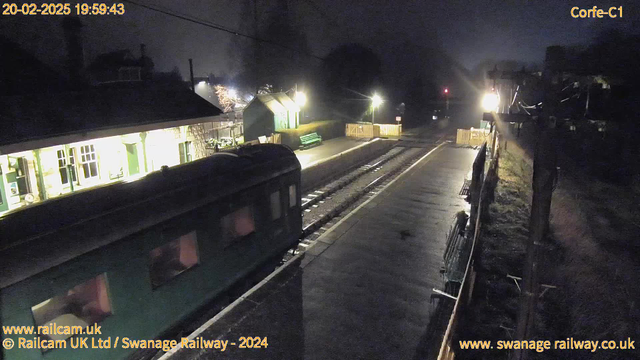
[255,93,287,114]
[0,83,222,152]
[273,92,300,112]
[88,49,142,71]
[250,92,299,114]
[0,37,69,96]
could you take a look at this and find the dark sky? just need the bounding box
[1,0,638,79]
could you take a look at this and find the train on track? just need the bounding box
[0,144,301,360]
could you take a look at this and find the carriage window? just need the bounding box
[221,206,255,247]
[31,274,111,342]
[149,231,199,288]
[270,191,281,220]
[288,184,297,208]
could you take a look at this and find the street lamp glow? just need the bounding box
[294,91,307,107]
[482,93,499,112]
[372,94,383,108]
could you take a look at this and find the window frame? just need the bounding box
[179,141,193,164]
[30,273,112,346]
[57,149,78,186]
[149,230,200,289]
[80,144,99,180]
[288,184,297,208]
[269,190,282,221]
[220,205,256,249]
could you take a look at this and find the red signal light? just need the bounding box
[444,88,449,94]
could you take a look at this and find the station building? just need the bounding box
[0,85,222,216]
[242,92,300,142]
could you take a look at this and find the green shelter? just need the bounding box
[242,93,300,142]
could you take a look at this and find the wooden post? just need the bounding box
[189,58,195,93]
[512,48,559,360]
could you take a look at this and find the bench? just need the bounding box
[299,132,322,149]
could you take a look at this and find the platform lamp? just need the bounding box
[371,94,383,139]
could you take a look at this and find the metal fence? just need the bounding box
[437,131,501,360]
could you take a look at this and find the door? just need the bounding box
[0,165,8,212]
[126,143,139,176]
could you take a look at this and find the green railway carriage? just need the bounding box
[0,144,301,360]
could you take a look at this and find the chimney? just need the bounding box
[62,16,84,88]
[139,43,154,80]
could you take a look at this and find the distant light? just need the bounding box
[482,93,499,112]
[444,88,449,94]
[197,81,206,86]
[228,88,237,99]
[294,91,307,107]
[372,94,383,108]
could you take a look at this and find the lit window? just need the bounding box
[179,141,192,164]
[221,206,255,247]
[80,145,99,179]
[149,231,199,288]
[289,184,297,208]
[57,149,77,185]
[270,191,281,220]
[31,274,112,342]
[0,166,4,206]
[13,157,32,195]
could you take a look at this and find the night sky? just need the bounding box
[1,0,638,80]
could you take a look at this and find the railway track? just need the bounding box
[300,146,407,211]
[136,131,450,360]
[290,138,444,255]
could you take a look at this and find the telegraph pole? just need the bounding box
[253,0,259,94]
[512,47,559,360]
[188,58,195,93]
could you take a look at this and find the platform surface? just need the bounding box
[167,144,477,360]
[295,137,373,169]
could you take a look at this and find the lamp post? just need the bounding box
[481,92,500,133]
[444,87,449,114]
[371,94,383,139]
[294,90,307,128]
[482,92,499,113]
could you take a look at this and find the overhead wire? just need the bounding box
[122,0,325,61]
[298,0,350,39]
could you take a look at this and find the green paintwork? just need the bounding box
[126,144,139,176]
[0,171,8,212]
[274,112,289,131]
[288,111,298,129]
[6,172,17,183]
[0,172,301,360]
[300,133,322,148]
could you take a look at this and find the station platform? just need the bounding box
[295,137,373,169]
[163,144,477,360]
